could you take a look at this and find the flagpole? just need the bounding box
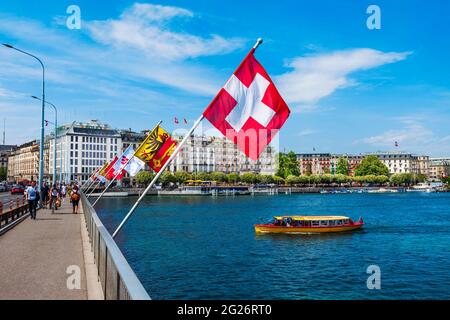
[112,38,264,239]
[91,121,162,207]
[81,168,98,190]
[85,164,107,195]
[82,170,98,192]
[86,164,116,197]
[112,114,204,238]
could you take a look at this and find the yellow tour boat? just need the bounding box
[254,215,364,234]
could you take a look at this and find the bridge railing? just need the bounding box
[0,197,29,235]
[81,192,151,300]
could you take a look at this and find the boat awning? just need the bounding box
[274,216,349,221]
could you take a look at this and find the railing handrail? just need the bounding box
[81,192,150,300]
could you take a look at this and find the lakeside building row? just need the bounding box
[6,120,276,184]
[296,152,448,181]
[4,120,449,184]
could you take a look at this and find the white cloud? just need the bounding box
[360,121,433,147]
[86,3,244,61]
[296,129,317,136]
[356,117,450,156]
[275,48,411,108]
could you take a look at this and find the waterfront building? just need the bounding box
[0,145,16,179]
[417,155,430,176]
[48,120,121,183]
[296,153,331,175]
[329,154,363,176]
[170,135,277,176]
[428,158,450,181]
[7,140,40,182]
[370,152,420,174]
[118,129,150,186]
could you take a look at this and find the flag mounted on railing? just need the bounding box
[203,46,290,160]
[135,125,177,172]
[106,156,119,180]
[116,146,145,177]
[97,162,109,182]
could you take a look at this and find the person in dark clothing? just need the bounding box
[40,182,49,208]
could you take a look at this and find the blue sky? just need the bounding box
[1,0,449,156]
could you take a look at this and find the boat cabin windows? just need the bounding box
[336,220,343,225]
[329,220,336,226]
[320,220,329,226]
[311,220,320,227]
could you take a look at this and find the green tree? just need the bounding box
[196,172,211,181]
[0,167,7,181]
[210,172,227,183]
[336,158,350,175]
[354,155,389,176]
[276,151,300,178]
[227,173,240,184]
[272,175,285,185]
[285,175,299,185]
[135,171,154,187]
[173,171,190,184]
[159,172,176,186]
[260,174,274,184]
[241,173,259,184]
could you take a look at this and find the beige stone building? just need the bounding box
[428,158,450,181]
[7,140,40,182]
[170,135,276,175]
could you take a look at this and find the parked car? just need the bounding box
[0,183,6,192]
[11,184,25,194]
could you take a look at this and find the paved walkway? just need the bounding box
[0,197,88,299]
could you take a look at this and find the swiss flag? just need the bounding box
[203,48,290,160]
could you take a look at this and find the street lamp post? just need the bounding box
[3,44,46,193]
[31,96,58,185]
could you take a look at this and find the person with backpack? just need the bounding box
[25,181,37,219]
[49,184,60,211]
[71,185,80,214]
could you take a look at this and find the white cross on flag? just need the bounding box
[203,48,290,160]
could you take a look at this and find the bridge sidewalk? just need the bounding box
[0,197,88,300]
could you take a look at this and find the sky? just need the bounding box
[0,0,449,156]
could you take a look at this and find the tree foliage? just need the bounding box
[0,167,6,181]
[336,158,350,175]
[135,171,154,187]
[354,155,389,176]
[276,151,300,178]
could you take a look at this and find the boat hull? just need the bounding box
[254,223,363,234]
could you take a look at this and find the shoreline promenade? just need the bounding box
[0,198,88,299]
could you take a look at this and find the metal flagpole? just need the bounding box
[91,121,162,207]
[112,38,264,239]
[85,164,107,195]
[112,115,204,238]
[86,170,108,197]
[81,168,97,190]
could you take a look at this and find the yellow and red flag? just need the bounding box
[135,125,177,173]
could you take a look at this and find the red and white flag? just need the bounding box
[203,48,290,160]
[115,146,145,177]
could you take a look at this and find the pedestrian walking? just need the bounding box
[71,185,80,214]
[61,184,67,200]
[41,182,49,209]
[25,181,37,220]
[49,184,60,212]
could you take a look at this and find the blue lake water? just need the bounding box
[94,192,450,299]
